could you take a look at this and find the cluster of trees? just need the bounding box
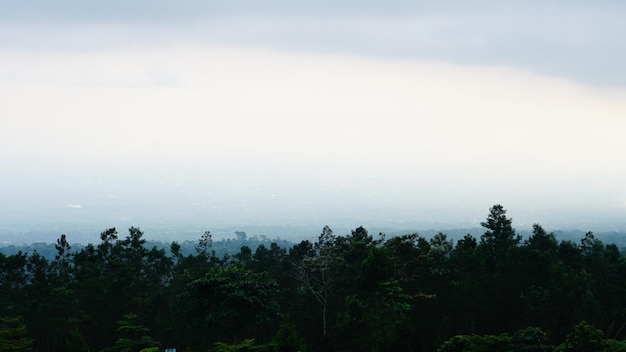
[1,204,626,351]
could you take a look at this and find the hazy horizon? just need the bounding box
[2,1,626,244]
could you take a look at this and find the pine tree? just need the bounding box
[0,316,33,352]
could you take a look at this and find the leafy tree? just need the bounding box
[521,224,559,287]
[338,281,411,351]
[579,233,626,326]
[554,321,607,352]
[52,234,73,284]
[24,234,85,352]
[0,252,28,316]
[71,227,173,351]
[235,245,253,267]
[179,266,279,350]
[235,231,248,242]
[72,241,115,350]
[336,246,412,350]
[518,225,563,332]
[196,230,215,259]
[102,313,161,352]
[98,227,119,259]
[429,232,454,272]
[273,319,306,352]
[252,242,286,279]
[446,234,484,334]
[169,241,182,264]
[290,226,339,338]
[479,204,521,264]
[478,204,522,332]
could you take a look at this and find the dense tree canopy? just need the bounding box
[1,205,626,351]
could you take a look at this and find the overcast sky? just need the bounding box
[1,1,626,241]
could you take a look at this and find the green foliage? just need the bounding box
[554,321,608,352]
[196,230,214,259]
[437,335,472,352]
[180,266,279,349]
[357,246,392,289]
[211,339,278,352]
[480,204,520,250]
[139,348,160,352]
[290,226,340,338]
[0,316,32,352]
[511,326,552,352]
[335,243,414,351]
[437,333,512,352]
[101,313,160,352]
[212,339,256,352]
[606,340,626,352]
[272,320,306,352]
[4,206,626,351]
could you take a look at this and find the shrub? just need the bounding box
[437,333,512,352]
[554,321,607,352]
[512,326,552,352]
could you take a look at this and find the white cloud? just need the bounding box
[2,45,625,167]
[2,44,626,229]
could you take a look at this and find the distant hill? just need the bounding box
[0,236,295,261]
[3,227,626,259]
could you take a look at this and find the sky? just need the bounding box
[1,1,626,242]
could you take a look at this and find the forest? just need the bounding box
[1,204,626,352]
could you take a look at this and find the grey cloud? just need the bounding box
[0,0,433,22]
[1,1,625,86]
[1,1,614,23]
